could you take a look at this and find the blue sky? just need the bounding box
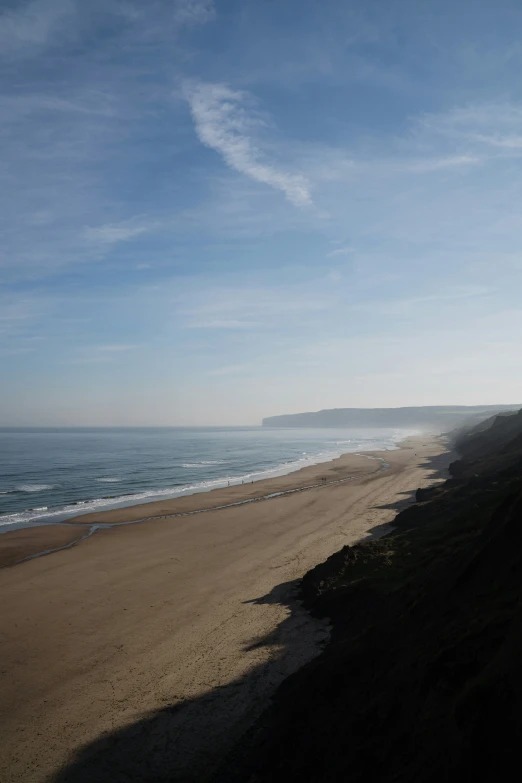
[2,0,522,425]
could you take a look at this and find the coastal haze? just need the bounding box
[2,0,522,782]
[262,405,520,429]
[0,425,406,530]
[1,406,514,532]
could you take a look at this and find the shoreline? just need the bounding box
[67,450,390,524]
[0,450,390,568]
[0,435,405,533]
[0,435,450,783]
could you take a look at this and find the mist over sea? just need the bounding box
[0,426,412,530]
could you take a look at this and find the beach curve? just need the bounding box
[0,436,449,783]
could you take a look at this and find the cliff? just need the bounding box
[222,408,522,782]
[262,404,519,431]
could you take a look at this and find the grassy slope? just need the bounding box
[227,410,522,782]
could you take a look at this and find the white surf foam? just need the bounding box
[17,484,56,493]
[0,431,410,531]
[181,460,227,468]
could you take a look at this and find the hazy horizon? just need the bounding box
[3,1,522,426]
[0,403,520,429]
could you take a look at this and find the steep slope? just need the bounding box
[224,410,522,782]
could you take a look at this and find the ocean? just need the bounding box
[0,426,410,530]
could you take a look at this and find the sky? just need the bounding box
[2,0,522,426]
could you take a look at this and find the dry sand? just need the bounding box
[0,437,449,782]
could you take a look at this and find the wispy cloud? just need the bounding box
[180,283,328,329]
[400,155,479,172]
[416,101,522,155]
[299,144,479,189]
[207,363,256,376]
[184,80,312,208]
[326,270,342,281]
[0,92,118,118]
[84,218,156,245]
[118,0,215,27]
[327,246,354,257]
[0,0,74,58]
[0,0,215,60]
[473,133,522,150]
[172,0,214,25]
[94,343,139,351]
[352,285,493,318]
[188,319,257,330]
[0,297,47,338]
[65,343,141,364]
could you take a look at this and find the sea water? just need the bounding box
[0,426,411,530]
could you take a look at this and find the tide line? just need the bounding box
[13,455,389,566]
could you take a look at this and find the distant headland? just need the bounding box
[262,404,520,431]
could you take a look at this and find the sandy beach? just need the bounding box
[0,436,449,782]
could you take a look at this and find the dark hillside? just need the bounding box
[222,410,522,783]
[454,408,522,459]
[450,409,522,480]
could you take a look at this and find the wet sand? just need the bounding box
[0,437,449,782]
[0,451,387,568]
[0,525,85,568]
[65,451,387,525]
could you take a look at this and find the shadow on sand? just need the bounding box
[50,447,453,783]
[50,579,330,783]
[370,448,455,515]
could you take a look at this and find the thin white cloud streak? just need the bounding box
[118,0,214,26]
[297,101,522,191]
[207,363,256,377]
[327,246,354,257]
[326,270,342,281]
[419,102,522,130]
[283,99,522,259]
[416,101,522,154]
[94,343,139,351]
[473,134,522,149]
[172,0,214,25]
[180,283,329,329]
[0,0,75,58]
[350,285,493,318]
[401,155,479,172]
[184,81,312,208]
[84,219,157,245]
[354,154,480,175]
[0,0,214,59]
[0,93,118,118]
[298,146,479,186]
[187,319,258,330]
[0,297,48,338]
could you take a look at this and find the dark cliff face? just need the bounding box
[454,408,522,460]
[221,409,522,783]
[449,409,522,481]
[262,404,520,431]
